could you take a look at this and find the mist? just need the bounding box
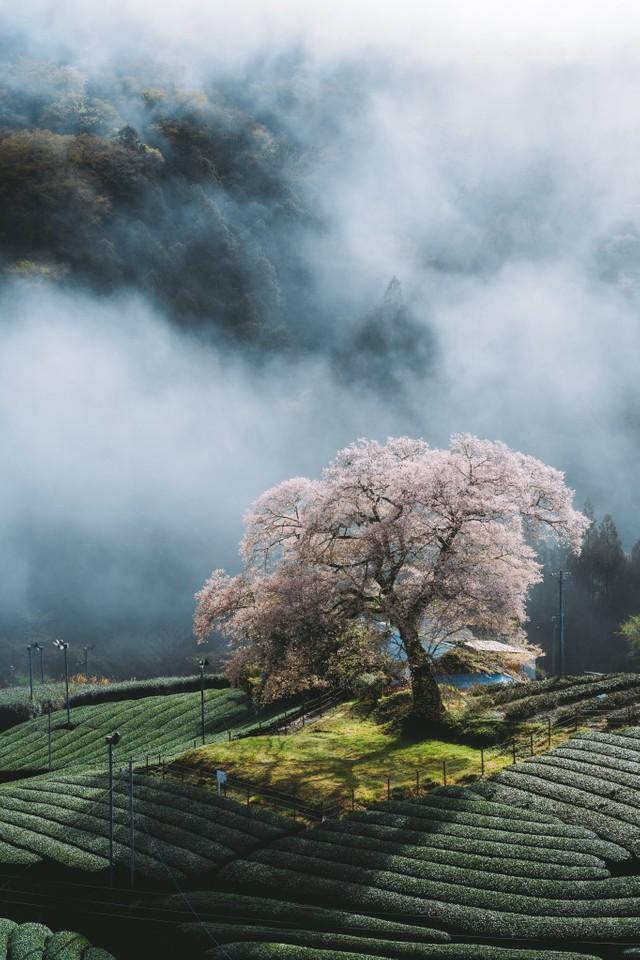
[2,1,640,672]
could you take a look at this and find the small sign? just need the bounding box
[215,768,227,797]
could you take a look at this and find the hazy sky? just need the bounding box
[2,1,640,641]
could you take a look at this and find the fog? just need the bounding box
[2,2,640,670]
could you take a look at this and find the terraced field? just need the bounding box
[196,727,640,952]
[0,688,256,771]
[0,674,229,732]
[165,892,603,960]
[478,672,640,724]
[0,918,114,959]
[0,770,298,880]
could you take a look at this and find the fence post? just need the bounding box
[530,732,534,757]
[442,759,447,786]
[387,776,391,801]
[547,717,552,748]
[351,788,355,811]
[512,741,517,765]
[480,748,485,777]
[573,712,578,732]
[228,729,232,742]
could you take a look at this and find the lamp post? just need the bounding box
[551,571,570,678]
[26,645,34,701]
[33,642,44,684]
[105,731,121,887]
[197,658,209,746]
[83,645,95,679]
[53,639,71,724]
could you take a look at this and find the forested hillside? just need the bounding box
[0,57,306,343]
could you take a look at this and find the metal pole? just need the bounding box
[47,707,52,770]
[480,747,485,777]
[128,759,135,888]
[559,571,565,678]
[200,666,205,746]
[63,646,70,724]
[442,759,447,786]
[552,570,569,678]
[108,741,114,887]
[27,647,33,701]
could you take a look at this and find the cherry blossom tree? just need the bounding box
[195,435,589,729]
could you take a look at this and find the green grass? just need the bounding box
[178,703,485,807]
[0,919,114,959]
[0,687,256,772]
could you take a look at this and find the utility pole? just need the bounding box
[26,645,33,701]
[33,643,44,684]
[83,645,95,679]
[128,759,135,888]
[197,658,209,746]
[53,640,71,724]
[552,571,570,678]
[105,732,121,887]
[47,704,52,770]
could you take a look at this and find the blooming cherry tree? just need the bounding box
[195,435,589,729]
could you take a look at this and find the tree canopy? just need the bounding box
[195,435,588,729]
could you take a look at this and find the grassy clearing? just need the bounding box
[179,703,499,806]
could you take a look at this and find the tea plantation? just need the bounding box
[0,687,257,771]
[478,672,640,725]
[0,770,298,879]
[0,919,114,959]
[171,726,640,954]
[1,684,640,959]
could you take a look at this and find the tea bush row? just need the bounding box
[0,688,251,771]
[0,674,228,731]
[0,919,114,959]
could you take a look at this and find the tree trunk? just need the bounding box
[401,629,444,735]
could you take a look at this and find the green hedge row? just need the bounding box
[219,859,640,939]
[0,770,295,879]
[310,823,608,880]
[478,675,601,705]
[162,891,449,943]
[319,814,608,868]
[206,945,602,960]
[501,674,640,721]
[0,674,229,731]
[267,834,627,899]
[369,796,601,843]
[343,808,621,864]
[249,847,640,918]
[0,920,114,959]
[0,687,251,771]
[471,773,638,854]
